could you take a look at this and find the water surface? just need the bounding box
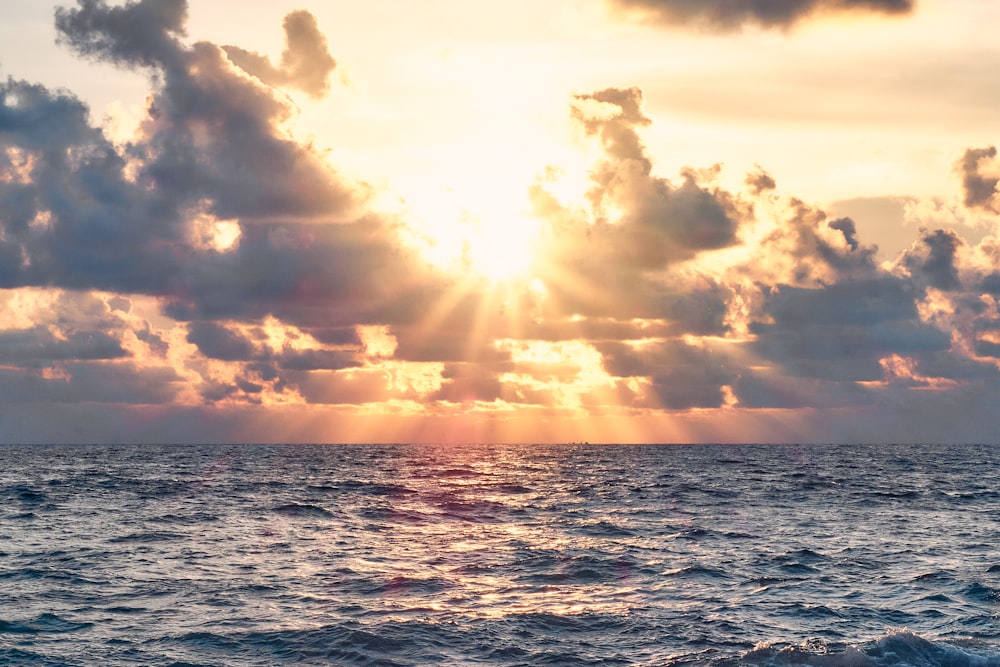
[2,443,998,665]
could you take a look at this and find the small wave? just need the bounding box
[357,506,429,524]
[574,520,636,538]
[151,512,220,525]
[0,613,93,635]
[745,575,800,587]
[421,467,480,479]
[668,527,711,541]
[867,630,1000,667]
[521,553,647,584]
[494,482,532,494]
[434,497,506,522]
[780,562,821,574]
[165,621,469,664]
[0,568,108,587]
[10,485,47,503]
[108,530,185,543]
[272,503,334,519]
[105,606,148,615]
[360,575,453,596]
[737,630,1000,667]
[963,583,1000,603]
[0,647,58,667]
[871,489,922,500]
[366,482,418,497]
[663,564,732,580]
[510,611,633,634]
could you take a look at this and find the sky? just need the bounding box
[1,0,1000,444]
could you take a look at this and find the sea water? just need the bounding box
[1,442,998,666]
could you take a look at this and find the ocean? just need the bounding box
[1,442,998,666]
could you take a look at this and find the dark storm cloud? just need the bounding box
[608,0,914,31]
[223,10,337,98]
[956,146,999,213]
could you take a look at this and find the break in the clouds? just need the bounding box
[609,0,915,30]
[3,0,1000,443]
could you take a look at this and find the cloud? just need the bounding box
[899,228,963,291]
[0,0,462,419]
[185,319,358,370]
[54,0,360,224]
[54,0,188,70]
[750,278,950,385]
[530,87,743,320]
[9,1,1000,442]
[0,0,436,327]
[956,146,1000,213]
[608,0,915,31]
[0,363,182,404]
[0,327,125,366]
[597,339,737,409]
[223,10,337,98]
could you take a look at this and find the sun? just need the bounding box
[398,176,544,284]
[459,210,541,282]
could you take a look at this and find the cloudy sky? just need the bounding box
[1,0,999,444]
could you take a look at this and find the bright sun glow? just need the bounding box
[462,211,540,282]
[396,172,544,283]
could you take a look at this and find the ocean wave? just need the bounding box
[108,530,186,543]
[272,503,335,519]
[738,630,1000,667]
[0,613,93,635]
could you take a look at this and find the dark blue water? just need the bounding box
[1,443,998,666]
